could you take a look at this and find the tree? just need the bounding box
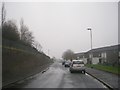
[33,40,42,52]
[1,2,6,27]
[62,49,74,61]
[20,18,34,46]
[2,20,20,41]
[1,3,20,41]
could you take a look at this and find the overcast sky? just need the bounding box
[0,1,118,58]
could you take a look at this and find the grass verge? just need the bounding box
[86,64,120,75]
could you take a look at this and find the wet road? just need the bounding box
[9,61,108,88]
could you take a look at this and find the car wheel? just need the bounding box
[82,70,85,74]
[70,70,73,73]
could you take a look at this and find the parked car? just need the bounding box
[62,60,65,65]
[69,60,85,74]
[64,60,71,67]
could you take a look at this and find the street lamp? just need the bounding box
[87,28,92,64]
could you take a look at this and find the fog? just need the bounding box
[1,1,118,58]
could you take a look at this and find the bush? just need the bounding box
[2,20,20,41]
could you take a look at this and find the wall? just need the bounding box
[92,57,99,64]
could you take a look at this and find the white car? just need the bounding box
[69,60,85,74]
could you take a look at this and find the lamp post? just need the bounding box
[87,28,92,64]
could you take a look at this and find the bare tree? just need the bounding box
[33,41,42,52]
[2,20,20,41]
[1,2,6,27]
[62,49,74,61]
[20,18,34,46]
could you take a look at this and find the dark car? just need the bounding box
[64,60,71,67]
[62,60,65,65]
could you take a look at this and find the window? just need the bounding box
[89,54,93,58]
[73,61,84,64]
[101,52,107,58]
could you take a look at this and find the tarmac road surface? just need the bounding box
[7,60,108,88]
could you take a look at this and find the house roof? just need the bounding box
[74,52,85,56]
[88,44,119,53]
[75,44,119,56]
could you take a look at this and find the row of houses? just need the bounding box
[74,44,120,66]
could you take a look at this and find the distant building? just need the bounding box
[74,44,119,65]
[74,52,87,64]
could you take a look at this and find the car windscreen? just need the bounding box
[73,61,84,64]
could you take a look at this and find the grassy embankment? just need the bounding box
[2,44,53,87]
[86,64,120,75]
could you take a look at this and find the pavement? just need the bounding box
[85,67,119,89]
